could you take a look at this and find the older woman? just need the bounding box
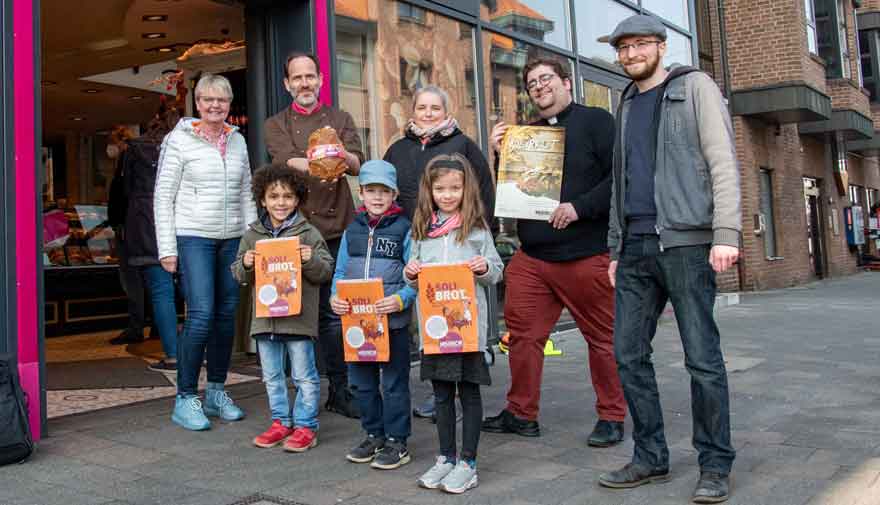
[154,73,257,431]
[383,85,495,419]
[384,85,495,221]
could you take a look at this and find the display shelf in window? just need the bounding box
[43,204,119,268]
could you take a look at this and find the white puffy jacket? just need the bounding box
[154,118,258,259]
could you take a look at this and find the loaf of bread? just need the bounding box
[307,126,347,182]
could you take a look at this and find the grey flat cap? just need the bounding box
[601,14,667,47]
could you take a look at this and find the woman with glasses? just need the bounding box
[154,73,258,431]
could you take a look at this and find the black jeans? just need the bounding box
[316,237,346,386]
[614,234,735,475]
[432,380,482,461]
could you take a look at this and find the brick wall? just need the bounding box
[724,0,826,92]
[827,79,871,115]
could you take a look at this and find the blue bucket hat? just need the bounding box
[358,160,398,192]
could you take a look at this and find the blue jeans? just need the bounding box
[258,338,320,429]
[348,327,412,441]
[142,265,178,359]
[176,236,241,396]
[614,235,735,475]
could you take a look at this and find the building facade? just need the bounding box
[1,0,877,437]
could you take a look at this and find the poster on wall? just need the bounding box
[494,126,565,221]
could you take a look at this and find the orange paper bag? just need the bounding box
[338,279,389,362]
[418,263,479,355]
[255,236,302,318]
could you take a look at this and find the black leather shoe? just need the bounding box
[598,462,670,489]
[587,420,624,447]
[481,409,540,437]
[692,472,729,503]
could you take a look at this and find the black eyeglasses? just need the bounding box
[526,73,557,91]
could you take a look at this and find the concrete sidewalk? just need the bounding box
[2,273,879,505]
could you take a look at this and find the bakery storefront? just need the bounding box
[4,0,700,438]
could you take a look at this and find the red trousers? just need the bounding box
[503,250,626,422]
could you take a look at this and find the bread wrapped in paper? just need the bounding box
[307,126,347,181]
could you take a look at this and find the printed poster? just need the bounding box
[255,236,302,318]
[495,125,565,220]
[418,263,479,355]
[338,279,390,362]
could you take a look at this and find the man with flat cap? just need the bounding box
[597,14,740,504]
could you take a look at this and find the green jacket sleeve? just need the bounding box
[231,231,257,285]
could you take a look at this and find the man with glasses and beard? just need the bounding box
[598,15,740,504]
[264,52,364,418]
[481,58,627,448]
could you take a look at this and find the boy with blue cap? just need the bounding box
[330,160,417,470]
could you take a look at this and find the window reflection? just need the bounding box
[642,0,689,29]
[574,0,638,66]
[482,31,574,164]
[334,0,480,159]
[480,0,571,50]
[664,30,693,66]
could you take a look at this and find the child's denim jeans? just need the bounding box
[258,339,320,429]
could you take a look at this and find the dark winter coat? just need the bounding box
[122,137,163,266]
[382,128,495,221]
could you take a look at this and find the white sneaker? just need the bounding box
[417,456,455,489]
[440,460,478,494]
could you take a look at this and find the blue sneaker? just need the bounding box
[204,384,245,421]
[171,395,211,431]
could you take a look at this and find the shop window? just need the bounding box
[814,0,851,79]
[642,0,689,29]
[575,0,694,69]
[583,80,614,113]
[665,29,694,66]
[398,2,427,24]
[759,169,779,259]
[575,0,638,67]
[483,31,574,164]
[334,0,480,160]
[481,0,571,50]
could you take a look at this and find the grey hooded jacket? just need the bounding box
[608,64,741,259]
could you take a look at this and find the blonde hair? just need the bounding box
[411,153,487,244]
[194,73,233,101]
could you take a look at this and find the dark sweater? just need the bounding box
[383,128,495,222]
[514,102,615,262]
[624,85,661,234]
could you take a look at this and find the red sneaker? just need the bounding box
[283,426,318,452]
[253,420,293,448]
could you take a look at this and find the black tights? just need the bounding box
[432,380,482,461]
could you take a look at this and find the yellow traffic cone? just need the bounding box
[498,332,510,354]
[543,338,563,356]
